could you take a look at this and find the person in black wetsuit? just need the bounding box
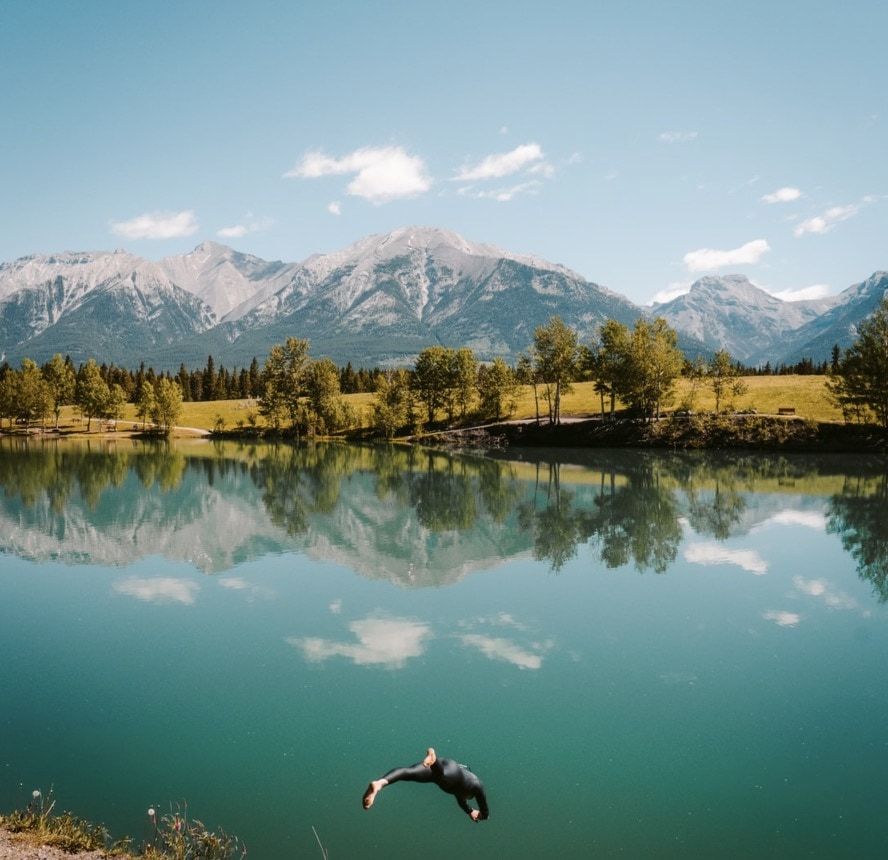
[362,747,489,821]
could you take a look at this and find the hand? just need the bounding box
[470,810,481,822]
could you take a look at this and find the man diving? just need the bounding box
[362,747,489,821]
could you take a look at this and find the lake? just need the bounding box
[0,437,886,859]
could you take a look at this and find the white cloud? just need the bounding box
[763,610,800,628]
[684,541,768,574]
[650,281,692,305]
[761,186,802,204]
[327,201,342,216]
[794,203,861,236]
[287,614,432,668]
[114,577,199,604]
[454,143,545,181]
[659,131,698,143]
[770,284,832,302]
[683,239,771,273]
[217,215,273,239]
[284,146,431,204]
[110,210,199,240]
[459,634,550,670]
[460,180,543,202]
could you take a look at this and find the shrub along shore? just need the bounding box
[418,413,888,454]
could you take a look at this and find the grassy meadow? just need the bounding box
[33,375,841,436]
[31,374,841,436]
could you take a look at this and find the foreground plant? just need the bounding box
[142,801,245,860]
[0,787,128,854]
[1,790,243,859]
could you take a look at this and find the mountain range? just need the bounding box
[0,226,885,371]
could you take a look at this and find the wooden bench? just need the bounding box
[778,407,795,415]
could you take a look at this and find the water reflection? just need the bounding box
[2,437,888,597]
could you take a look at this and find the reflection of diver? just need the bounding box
[362,747,489,821]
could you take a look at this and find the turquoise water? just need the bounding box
[0,439,886,858]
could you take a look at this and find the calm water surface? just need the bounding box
[0,438,886,859]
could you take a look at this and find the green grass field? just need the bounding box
[34,375,840,436]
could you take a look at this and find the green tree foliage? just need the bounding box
[585,319,632,418]
[452,348,478,419]
[372,369,413,439]
[259,337,310,429]
[533,316,578,424]
[828,297,888,427]
[477,358,519,420]
[135,380,156,429]
[42,354,76,429]
[624,318,683,420]
[707,349,748,412]
[412,346,456,425]
[75,359,111,431]
[152,378,184,434]
[303,357,351,434]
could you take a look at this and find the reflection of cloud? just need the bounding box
[218,576,273,601]
[287,615,432,668]
[763,610,800,628]
[114,577,199,604]
[685,542,768,574]
[755,510,827,530]
[329,599,342,614]
[793,576,858,610]
[459,634,551,670]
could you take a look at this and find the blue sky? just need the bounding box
[2,0,884,305]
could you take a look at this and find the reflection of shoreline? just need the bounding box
[1,442,886,596]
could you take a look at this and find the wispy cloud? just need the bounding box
[761,186,802,204]
[287,614,432,668]
[217,214,273,239]
[683,239,771,273]
[659,130,698,143]
[327,201,342,216]
[284,145,431,204]
[114,577,199,604]
[793,576,858,610]
[454,143,545,181]
[793,200,869,237]
[110,210,199,240]
[458,180,543,202]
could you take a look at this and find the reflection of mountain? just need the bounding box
[0,440,884,586]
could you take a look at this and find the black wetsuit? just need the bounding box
[381,757,489,820]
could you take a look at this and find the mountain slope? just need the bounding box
[763,271,888,365]
[176,226,645,367]
[653,275,832,363]
[0,229,883,370]
[0,251,216,367]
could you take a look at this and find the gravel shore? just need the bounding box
[0,830,110,860]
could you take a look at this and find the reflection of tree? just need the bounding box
[588,462,682,573]
[827,472,888,602]
[517,457,683,573]
[0,439,187,512]
[685,481,747,540]
[411,452,478,531]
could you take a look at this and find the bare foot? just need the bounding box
[423,747,436,767]
[363,779,386,809]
